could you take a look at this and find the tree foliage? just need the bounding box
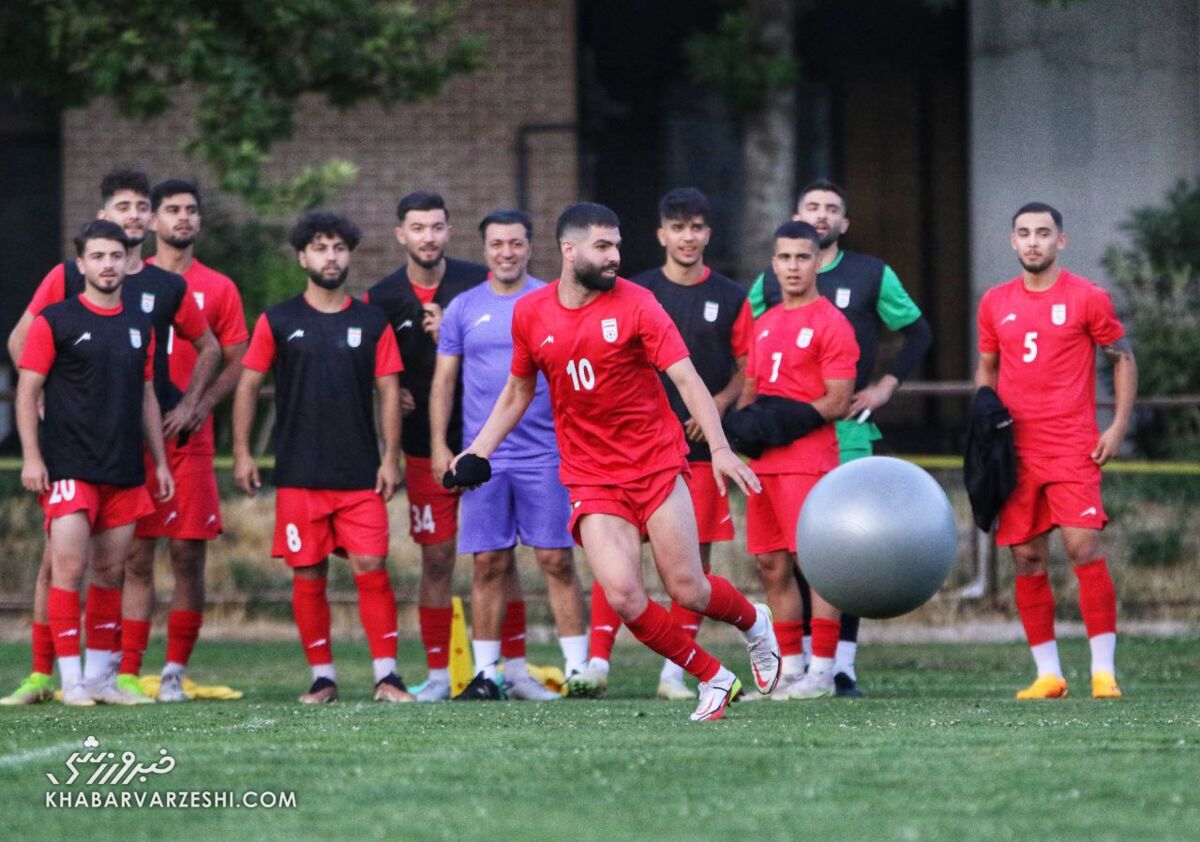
[0,0,484,209]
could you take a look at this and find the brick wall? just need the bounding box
[60,0,579,295]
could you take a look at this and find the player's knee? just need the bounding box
[755,552,791,586]
[604,583,648,621]
[421,542,456,580]
[671,579,710,613]
[348,555,386,576]
[1009,546,1045,576]
[535,549,575,582]
[472,551,509,583]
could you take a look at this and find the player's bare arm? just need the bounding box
[375,372,403,501]
[686,355,747,442]
[163,327,220,438]
[7,310,35,365]
[451,373,536,469]
[735,373,757,410]
[814,378,855,422]
[143,381,175,503]
[974,351,999,390]
[665,357,761,497]
[15,368,49,494]
[847,373,899,419]
[428,352,462,481]
[191,339,248,433]
[1093,336,1138,466]
[231,366,267,496]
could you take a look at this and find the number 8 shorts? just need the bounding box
[272,487,389,568]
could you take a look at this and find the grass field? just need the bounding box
[1,636,1198,841]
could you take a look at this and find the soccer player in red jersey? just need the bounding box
[583,188,754,701]
[366,192,489,701]
[1,170,218,707]
[116,179,250,701]
[16,220,174,706]
[975,203,1136,700]
[449,203,780,721]
[729,221,857,700]
[234,211,412,704]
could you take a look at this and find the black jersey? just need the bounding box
[245,296,395,490]
[631,267,750,462]
[366,257,488,457]
[30,298,154,487]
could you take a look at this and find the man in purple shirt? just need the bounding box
[430,209,588,701]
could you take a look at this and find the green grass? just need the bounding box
[1,637,1199,841]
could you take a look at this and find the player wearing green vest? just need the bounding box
[747,179,932,696]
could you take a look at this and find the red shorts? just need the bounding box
[566,463,689,545]
[273,487,389,568]
[996,454,1106,546]
[136,449,221,541]
[746,472,822,555]
[41,480,156,534]
[404,456,458,545]
[686,460,734,544]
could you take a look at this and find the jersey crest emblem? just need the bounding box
[193,291,205,310]
[1051,304,1066,326]
[347,327,362,348]
[835,288,851,308]
[704,301,719,322]
[601,318,618,343]
[140,292,155,313]
[129,328,142,349]
[797,327,814,349]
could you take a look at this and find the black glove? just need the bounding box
[442,453,492,489]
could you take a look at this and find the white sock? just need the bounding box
[58,656,82,688]
[1089,632,1116,675]
[660,658,685,683]
[1030,640,1063,677]
[472,640,501,681]
[558,635,589,675]
[83,649,110,683]
[802,636,813,669]
[372,657,396,684]
[587,657,610,675]
[781,654,806,676]
[505,656,529,680]
[162,662,186,679]
[834,641,858,680]
[312,663,336,683]
[743,607,769,640]
[427,667,449,685]
[809,656,835,676]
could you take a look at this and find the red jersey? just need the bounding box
[977,270,1124,456]
[747,297,858,475]
[510,278,691,485]
[147,258,249,455]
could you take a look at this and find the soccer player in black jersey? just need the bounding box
[2,170,219,707]
[366,192,488,701]
[16,220,174,707]
[747,179,933,696]
[233,211,411,704]
[578,188,754,701]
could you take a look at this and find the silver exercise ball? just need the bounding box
[795,456,957,619]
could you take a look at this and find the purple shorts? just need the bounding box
[458,463,573,554]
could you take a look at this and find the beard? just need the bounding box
[1019,255,1054,274]
[308,267,349,290]
[410,248,444,270]
[575,261,618,291]
[161,233,194,249]
[818,229,840,250]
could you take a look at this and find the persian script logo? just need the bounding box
[46,736,175,787]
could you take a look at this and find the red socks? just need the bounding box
[354,570,397,660]
[32,622,55,674]
[774,619,805,657]
[47,587,81,658]
[1074,558,1117,637]
[165,610,204,666]
[588,585,621,661]
[419,605,452,670]
[702,575,756,632]
[668,601,704,641]
[292,576,333,666]
[626,601,720,683]
[810,617,840,659]
[501,601,527,659]
[120,620,152,675]
[1014,573,1057,646]
[84,585,121,653]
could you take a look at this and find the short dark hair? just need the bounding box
[797,178,847,213]
[479,208,533,240]
[288,211,362,252]
[1012,202,1063,230]
[396,191,447,223]
[658,187,710,224]
[555,202,620,242]
[100,169,152,203]
[773,220,821,249]
[74,219,134,256]
[151,179,201,212]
